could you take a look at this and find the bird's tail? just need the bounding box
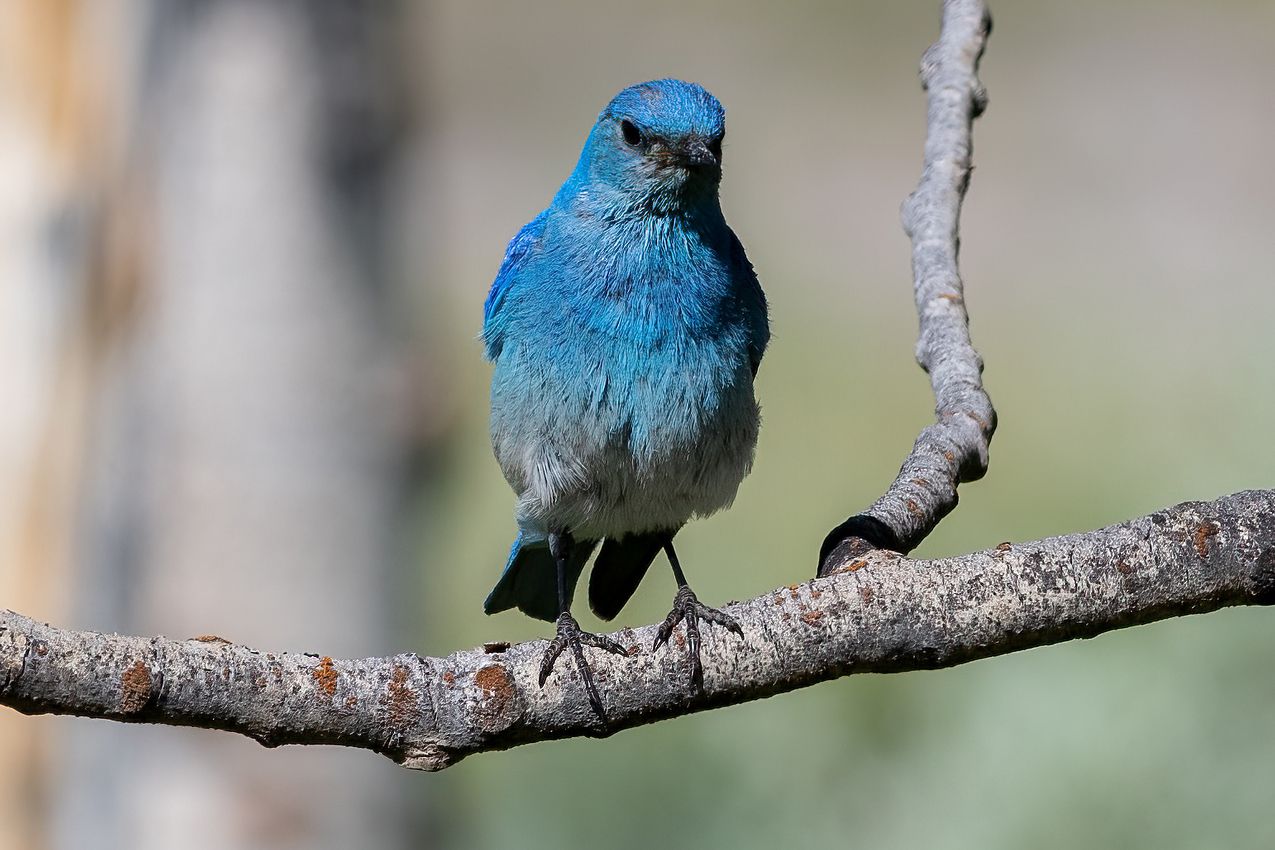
[484,531,598,622]
[588,532,668,621]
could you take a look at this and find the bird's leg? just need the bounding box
[653,541,744,689]
[538,529,629,719]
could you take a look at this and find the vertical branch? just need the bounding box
[821,0,995,574]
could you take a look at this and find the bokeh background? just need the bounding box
[2,1,1273,848]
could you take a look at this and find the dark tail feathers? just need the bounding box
[588,532,668,621]
[484,534,598,622]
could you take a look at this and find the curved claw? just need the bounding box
[567,637,606,719]
[698,605,743,637]
[653,605,686,650]
[684,611,703,688]
[579,630,631,657]
[537,612,627,720]
[653,586,746,689]
[538,638,566,688]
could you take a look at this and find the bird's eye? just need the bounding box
[620,119,643,147]
[708,135,723,161]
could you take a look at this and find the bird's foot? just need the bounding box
[539,612,630,719]
[653,585,744,689]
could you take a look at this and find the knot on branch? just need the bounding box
[819,516,904,575]
[918,4,991,117]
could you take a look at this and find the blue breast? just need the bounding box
[493,206,753,462]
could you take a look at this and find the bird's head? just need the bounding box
[572,80,727,214]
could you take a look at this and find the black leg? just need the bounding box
[538,529,629,719]
[653,540,744,689]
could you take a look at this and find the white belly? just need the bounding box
[493,340,760,539]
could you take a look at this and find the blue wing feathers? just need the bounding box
[483,211,548,361]
[482,81,769,624]
[729,231,769,377]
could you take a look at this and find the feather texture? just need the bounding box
[484,80,769,622]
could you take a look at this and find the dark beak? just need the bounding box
[681,137,720,169]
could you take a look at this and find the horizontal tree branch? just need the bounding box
[821,0,996,570]
[3,490,1273,771]
[4,0,1267,778]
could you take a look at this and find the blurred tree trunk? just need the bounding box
[0,2,132,847]
[47,2,426,848]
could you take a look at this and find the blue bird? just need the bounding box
[482,79,769,717]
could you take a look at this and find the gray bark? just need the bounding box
[4,490,1273,772]
[5,0,1264,787]
[821,0,996,569]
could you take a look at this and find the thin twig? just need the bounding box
[821,0,996,572]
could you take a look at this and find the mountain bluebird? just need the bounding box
[482,79,769,717]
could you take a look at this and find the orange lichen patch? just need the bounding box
[1116,559,1134,575]
[312,656,339,697]
[943,451,955,462]
[906,499,921,516]
[800,610,823,625]
[475,665,514,702]
[472,664,520,732]
[937,292,963,303]
[995,542,1012,552]
[674,631,686,649]
[1193,521,1220,558]
[345,696,357,708]
[911,478,929,487]
[860,586,874,604]
[441,670,455,686]
[192,634,231,644]
[385,664,418,730]
[840,560,868,573]
[773,595,785,606]
[120,660,152,714]
[809,588,822,600]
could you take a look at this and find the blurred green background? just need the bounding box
[1,1,1272,848]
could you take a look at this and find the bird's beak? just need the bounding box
[680,137,720,169]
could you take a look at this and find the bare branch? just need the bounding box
[821,0,996,571]
[5,0,1266,779]
[3,491,1273,771]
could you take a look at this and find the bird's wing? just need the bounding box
[482,210,548,360]
[729,231,770,377]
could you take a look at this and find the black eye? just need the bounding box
[620,119,643,147]
[708,135,723,161]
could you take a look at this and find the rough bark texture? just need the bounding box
[821,0,996,571]
[3,491,1273,771]
[5,0,1267,781]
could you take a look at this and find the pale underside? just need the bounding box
[491,334,759,540]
